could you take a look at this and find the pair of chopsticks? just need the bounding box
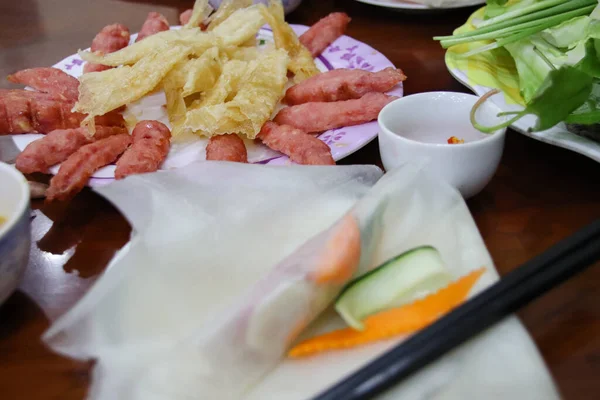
[312,219,600,400]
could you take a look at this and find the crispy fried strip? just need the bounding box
[80,7,261,67]
[299,12,351,57]
[162,69,188,136]
[183,49,289,139]
[190,59,248,108]
[16,126,127,174]
[76,44,193,133]
[224,46,260,61]
[183,0,213,29]
[211,5,266,47]
[260,0,319,83]
[206,0,252,30]
[46,134,132,201]
[161,48,223,135]
[79,28,205,67]
[7,68,80,102]
[285,68,406,105]
[205,133,248,162]
[274,92,397,133]
[181,47,223,97]
[258,122,334,165]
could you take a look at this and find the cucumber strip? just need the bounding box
[334,246,452,331]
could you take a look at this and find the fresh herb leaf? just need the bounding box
[565,81,600,124]
[575,38,600,77]
[471,66,594,133]
[524,66,594,130]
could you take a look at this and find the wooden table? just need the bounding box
[1,0,599,398]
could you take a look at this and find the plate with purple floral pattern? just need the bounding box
[11,25,403,185]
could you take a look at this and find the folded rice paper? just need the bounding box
[43,162,560,400]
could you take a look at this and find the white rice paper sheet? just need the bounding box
[42,162,561,400]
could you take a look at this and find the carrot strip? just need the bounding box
[288,267,486,358]
[308,215,361,285]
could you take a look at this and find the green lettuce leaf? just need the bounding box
[472,44,600,132]
[541,15,590,48]
[505,39,554,103]
[472,66,594,132]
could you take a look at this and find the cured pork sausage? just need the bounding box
[284,68,406,105]
[7,68,80,102]
[205,134,248,163]
[299,13,351,57]
[83,23,131,74]
[274,92,398,133]
[114,120,171,179]
[0,90,124,135]
[16,126,127,174]
[46,134,132,201]
[136,12,170,42]
[258,122,334,165]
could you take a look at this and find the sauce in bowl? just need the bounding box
[378,92,507,199]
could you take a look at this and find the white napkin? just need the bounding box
[42,161,560,400]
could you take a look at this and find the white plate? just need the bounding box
[354,0,485,12]
[447,67,600,163]
[11,24,403,186]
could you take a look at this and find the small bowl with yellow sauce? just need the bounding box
[378,92,507,199]
[0,162,31,305]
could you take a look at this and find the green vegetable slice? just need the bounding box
[334,246,452,331]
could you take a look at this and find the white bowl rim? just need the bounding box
[0,162,29,239]
[378,91,507,149]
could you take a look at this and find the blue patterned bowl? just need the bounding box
[208,0,303,14]
[0,163,31,305]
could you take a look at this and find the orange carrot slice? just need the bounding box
[308,215,361,285]
[289,267,486,358]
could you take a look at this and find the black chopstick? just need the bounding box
[311,219,600,400]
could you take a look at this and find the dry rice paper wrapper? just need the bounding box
[43,162,560,400]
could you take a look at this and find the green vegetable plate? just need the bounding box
[445,7,600,163]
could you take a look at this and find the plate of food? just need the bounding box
[440,1,600,163]
[354,0,485,12]
[5,0,405,201]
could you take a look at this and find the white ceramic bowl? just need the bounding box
[378,92,507,199]
[0,162,31,305]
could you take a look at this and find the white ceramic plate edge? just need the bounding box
[354,0,485,11]
[446,65,600,163]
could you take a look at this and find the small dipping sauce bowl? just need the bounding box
[0,162,31,305]
[378,92,506,199]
